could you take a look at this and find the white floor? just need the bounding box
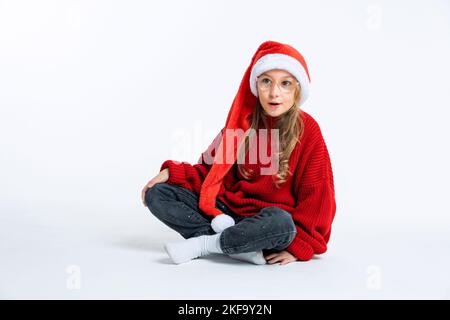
[1,209,449,300]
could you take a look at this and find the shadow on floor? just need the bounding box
[109,235,169,253]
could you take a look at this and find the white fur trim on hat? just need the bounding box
[249,53,310,106]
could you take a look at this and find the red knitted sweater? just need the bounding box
[160,110,336,261]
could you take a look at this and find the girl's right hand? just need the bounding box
[141,168,169,207]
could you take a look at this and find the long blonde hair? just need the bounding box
[237,85,305,188]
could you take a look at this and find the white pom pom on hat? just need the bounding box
[211,213,235,233]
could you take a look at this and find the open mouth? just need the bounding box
[269,102,281,108]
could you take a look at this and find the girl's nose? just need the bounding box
[269,83,281,97]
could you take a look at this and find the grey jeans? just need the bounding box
[144,182,297,255]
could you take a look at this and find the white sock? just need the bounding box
[164,233,223,264]
[228,251,267,265]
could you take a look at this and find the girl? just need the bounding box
[141,40,336,265]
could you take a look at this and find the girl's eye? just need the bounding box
[282,81,292,86]
[261,78,271,84]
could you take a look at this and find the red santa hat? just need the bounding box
[198,40,311,233]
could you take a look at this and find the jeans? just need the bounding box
[144,182,297,255]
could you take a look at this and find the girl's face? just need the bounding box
[257,69,299,118]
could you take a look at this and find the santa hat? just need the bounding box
[199,40,311,233]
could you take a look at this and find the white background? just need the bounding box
[1,0,449,299]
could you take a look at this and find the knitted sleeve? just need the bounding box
[286,121,337,261]
[159,128,224,194]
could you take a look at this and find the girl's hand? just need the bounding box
[141,168,169,207]
[264,250,298,265]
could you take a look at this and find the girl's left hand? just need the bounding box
[264,250,298,265]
